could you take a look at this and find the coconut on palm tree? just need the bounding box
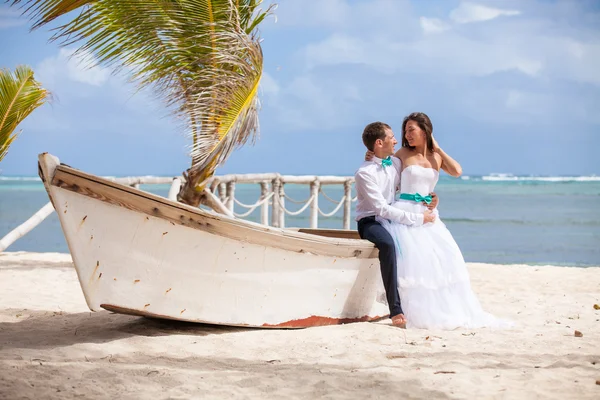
[12,0,275,208]
[0,65,50,163]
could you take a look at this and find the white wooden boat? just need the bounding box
[38,153,388,328]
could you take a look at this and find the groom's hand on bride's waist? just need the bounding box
[423,210,436,224]
[425,192,438,210]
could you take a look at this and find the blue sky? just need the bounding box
[1,0,599,177]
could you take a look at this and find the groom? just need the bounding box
[354,122,437,327]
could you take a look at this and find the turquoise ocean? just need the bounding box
[1,174,599,267]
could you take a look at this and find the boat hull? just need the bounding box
[39,154,388,328]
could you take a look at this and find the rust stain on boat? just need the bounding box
[144,304,150,308]
[165,288,172,294]
[89,261,100,284]
[98,304,387,329]
[162,232,168,235]
[98,273,102,279]
[91,261,99,276]
[134,279,140,283]
[262,314,386,328]
[113,278,117,281]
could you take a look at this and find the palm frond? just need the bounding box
[0,66,50,163]
[12,0,95,30]
[184,28,264,187]
[13,0,274,197]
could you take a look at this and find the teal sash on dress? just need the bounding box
[399,192,432,204]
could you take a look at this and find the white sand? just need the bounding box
[0,252,599,399]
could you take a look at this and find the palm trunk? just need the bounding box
[176,171,232,217]
[177,167,206,207]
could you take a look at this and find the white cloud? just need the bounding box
[450,2,520,24]
[37,48,110,89]
[420,17,451,34]
[511,59,543,77]
[302,30,546,79]
[260,72,365,132]
[260,71,280,95]
[560,40,600,86]
[266,0,600,137]
[295,2,600,86]
[304,34,369,69]
[64,50,111,86]
[269,0,352,28]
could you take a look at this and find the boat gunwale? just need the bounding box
[47,163,377,259]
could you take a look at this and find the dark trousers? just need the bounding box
[357,216,403,317]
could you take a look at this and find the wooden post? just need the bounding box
[279,181,286,228]
[225,181,235,212]
[167,178,182,201]
[260,181,269,226]
[343,180,353,230]
[218,182,227,204]
[309,179,320,228]
[271,178,281,228]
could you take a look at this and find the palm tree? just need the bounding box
[0,65,50,163]
[12,0,275,207]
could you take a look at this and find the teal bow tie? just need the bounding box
[399,192,433,204]
[381,156,392,167]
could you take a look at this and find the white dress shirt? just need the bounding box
[354,155,424,226]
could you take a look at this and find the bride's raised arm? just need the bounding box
[432,137,462,177]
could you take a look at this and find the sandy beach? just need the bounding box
[0,252,598,399]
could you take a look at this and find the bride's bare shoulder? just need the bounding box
[394,147,411,160]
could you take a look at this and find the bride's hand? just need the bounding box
[365,150,375,161]
[431,136,440,152]
[426,192,438,210]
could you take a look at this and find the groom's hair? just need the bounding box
[362,122,391,151]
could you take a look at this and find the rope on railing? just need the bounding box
[319,187,341,204]
[232,192,275,218]
[281,194,316,216]
[318,195,347,217]
[319,187,357,204]
[233,192,274,208]
[284,192,313,204]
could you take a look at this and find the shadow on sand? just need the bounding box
[0,309,248,350]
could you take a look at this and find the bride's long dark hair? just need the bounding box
[402,112,434,153]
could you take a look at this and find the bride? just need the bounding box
[370,112,511,330]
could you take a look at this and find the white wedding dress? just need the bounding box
[377,165,512,330]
